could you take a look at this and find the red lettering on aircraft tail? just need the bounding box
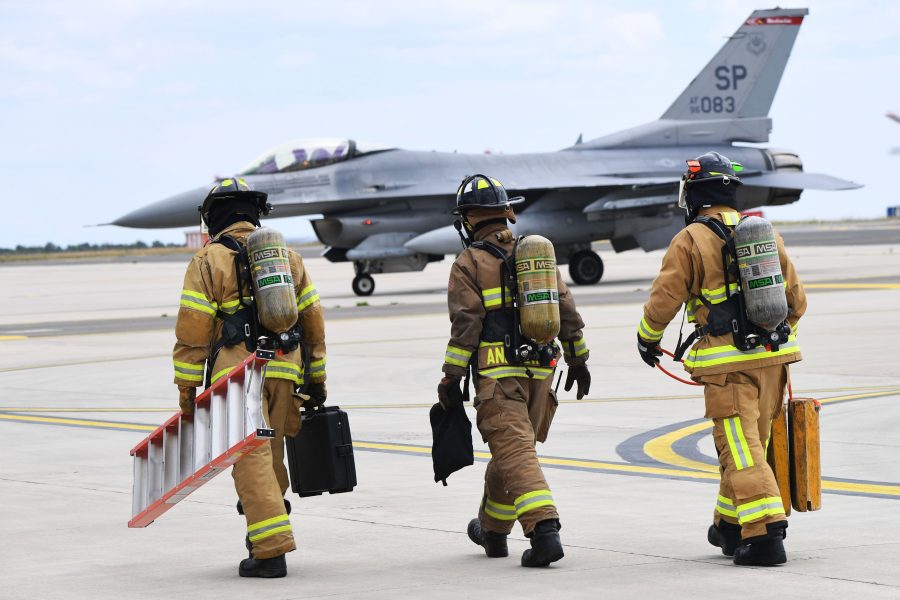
[745,16,804,26]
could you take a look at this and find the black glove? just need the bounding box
[305,382,327,408]
[637,334,662,368]
[564,364,591,400]
[437,375,463,411]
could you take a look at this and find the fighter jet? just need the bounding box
[114,7,860,296]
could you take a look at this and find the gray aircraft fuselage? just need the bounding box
[112,7,860,295]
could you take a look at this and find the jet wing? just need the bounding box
[739,172,862,190]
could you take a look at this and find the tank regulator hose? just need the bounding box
[656,348,702,387]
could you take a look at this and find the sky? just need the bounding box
[2,0,899,248]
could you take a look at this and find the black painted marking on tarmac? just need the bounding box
[616,418,707,468]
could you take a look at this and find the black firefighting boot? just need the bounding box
[239,553,287,578]
[733,521,788,567]
[708,520,742,557]
[521,519,564,567]
[467,518,509,558]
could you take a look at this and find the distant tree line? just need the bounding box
[0,241,184,254]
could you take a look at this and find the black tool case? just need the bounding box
[286,406,357,497]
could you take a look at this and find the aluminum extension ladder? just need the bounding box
[129,350,275,528]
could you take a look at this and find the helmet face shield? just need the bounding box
[677,173,689,210]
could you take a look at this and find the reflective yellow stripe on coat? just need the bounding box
[684,335,800,370]
[481,287,514,309]
[563,336,588,360]
[180,289,217,316]
[444,345,472,368]
[173,360,204,382]
[478,366,554,380]
[296,285,319,312]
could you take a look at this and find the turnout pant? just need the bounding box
[232,378,299,559]
[701,364,789,540]
[475,375,559,536]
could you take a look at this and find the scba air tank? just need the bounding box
[733,216,788,332]
[246,227,298,333]
[514,235,560,344]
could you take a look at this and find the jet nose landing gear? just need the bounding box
[352,273,375,296]
[568,250,604,285]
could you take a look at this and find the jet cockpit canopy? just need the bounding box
[240,138,393,175]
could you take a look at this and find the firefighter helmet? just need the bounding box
[452,174,524,215]
[678,152,744,212]
[199,177,271,225]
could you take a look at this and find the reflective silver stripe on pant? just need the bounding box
[247,518,291,541]
[726,417,751,470]
[515,494,554,516]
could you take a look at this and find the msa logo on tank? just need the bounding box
[516,258,556,272]
[523,290,559,305]
[251,245,293,289]
[747,274,783,290]
[251,247,289,261]
[736,234,781,290]
[515,251,558,307]
[736,241,778,258]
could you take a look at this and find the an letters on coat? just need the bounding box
[485,346,506,366]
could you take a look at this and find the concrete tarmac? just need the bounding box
[1,225,899,599]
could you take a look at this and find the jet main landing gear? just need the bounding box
[352,273,375,296]
[568,249,604,285]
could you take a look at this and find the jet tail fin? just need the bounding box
[661,8,808,121]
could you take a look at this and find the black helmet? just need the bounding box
[678,151,743,215]
[452,174,524,216]
[199,177,271,226]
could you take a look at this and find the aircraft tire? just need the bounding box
[569,250,604,285]
[352,274,375,296]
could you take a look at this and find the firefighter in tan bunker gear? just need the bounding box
[173,178,326,578]
[440,175,591,568]
[637,153,807,567]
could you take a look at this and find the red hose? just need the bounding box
[655,348,702,386]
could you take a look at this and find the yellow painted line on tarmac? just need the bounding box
[643,421,719,474]
[537,455,718,480]
[821,480,900,498]
[805,283,900,290]
[351,441,719,480]
[0,415,714,481]
[0,335,27,341]
[0,413,155,431]
[3,411,898,496]
[353,441,433,455]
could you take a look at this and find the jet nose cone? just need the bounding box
[113,186,209,228]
